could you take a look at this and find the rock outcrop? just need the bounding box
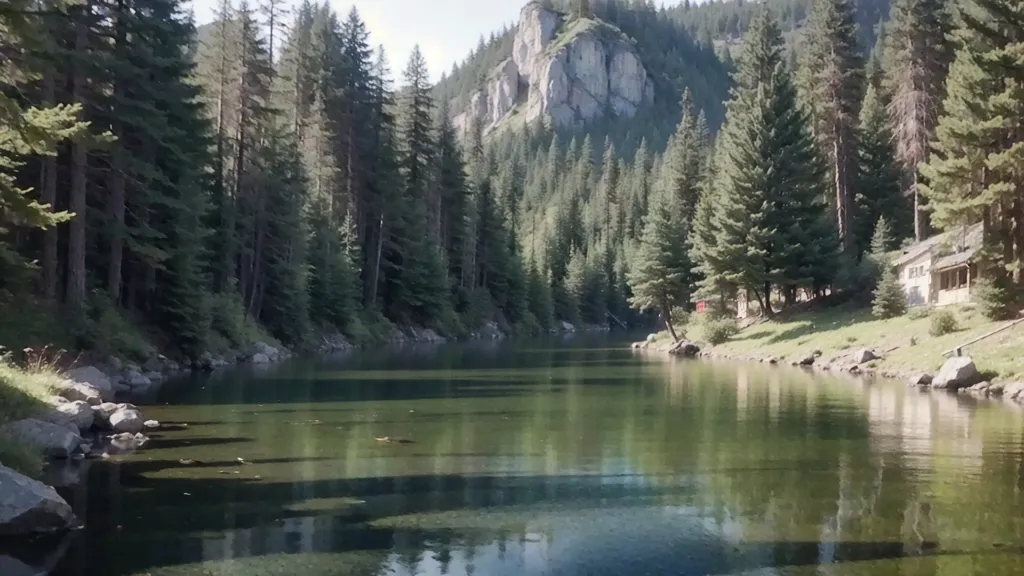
[0,464,76,535]
[108,406,144,434]
[453,3,654,135]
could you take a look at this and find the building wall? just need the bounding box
[897,252,933,306]
[936,286,971,306]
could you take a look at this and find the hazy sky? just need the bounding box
[189,0,675,83]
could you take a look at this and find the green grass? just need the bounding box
[694,303,1024,380]
[0,360,65,477]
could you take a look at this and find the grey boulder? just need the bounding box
[63,366,114,401]
[931,356,981,390]
[90,402,119,429]
[55,401,94,432]
[853,349,877,364]
[908,373,933,387]
[250,353,271,365]
[56,381,101,406]
[4,419,82,459]
[108,407,144,434]
[0,464,76,535]
[668,340,701,358]
[0,554,46,576]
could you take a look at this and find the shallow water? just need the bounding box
[26,335,1024,574]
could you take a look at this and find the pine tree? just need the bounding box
[855,84,908,254]
[797,0,864,250]
[697,9,837,317]
[872,264,907,319]
[883,0,953,241]
[0,0,85,283]
[628,190,690,341]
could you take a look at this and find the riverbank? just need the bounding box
[636,301,1024,400]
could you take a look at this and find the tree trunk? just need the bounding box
[759,282,774,318]
[40,66,58,301]
[66,4,89,310]
[834,127,851,251]
[912,172,928,242]
[107,0,127,302]
[663,303,678,342]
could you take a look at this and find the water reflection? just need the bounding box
[27,337,1024,575]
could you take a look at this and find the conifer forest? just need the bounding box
[2,0,1024,360]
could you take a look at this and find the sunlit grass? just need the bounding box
[704,303,1024,379]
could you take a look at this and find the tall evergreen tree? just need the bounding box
[855,84,908,253]
[628,190,691,341]
[883,0,953,241]
[797,0,864,250]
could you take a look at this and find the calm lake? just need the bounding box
[28,335,1024,574]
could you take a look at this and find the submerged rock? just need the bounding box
[931,356,980,390]
[4,419,82,459]
[0,464,76,535]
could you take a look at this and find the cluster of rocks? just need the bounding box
[468,321,507,341]
[0,366,164,536]
[630,335,701,358]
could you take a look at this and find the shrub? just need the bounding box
[907,306,932,320]
[975,274,1019,321]
[0,435,42,478]
[700,316,738,345]
[929,310,960,336]
[872,265,907,319]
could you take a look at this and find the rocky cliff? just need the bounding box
[453,2,654,136]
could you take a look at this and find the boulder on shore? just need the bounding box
[108,407,144,434]
[122,370,153,391]
[852,349,877,364]
[90,402,119,429]
[931,356,981,390]
[54,400,94,432]
[0,464,76,535]
[668,340,701,358]
[56,381,101,406]
[797,354,816,367]
[4,419,82,459]
[63,366,114,401]
[908,373,933,387]
[250,353,271,365]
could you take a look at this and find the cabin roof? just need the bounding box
[894,223,983,268]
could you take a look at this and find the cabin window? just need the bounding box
[939,267,970,290]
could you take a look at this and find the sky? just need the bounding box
[189,0,675,83]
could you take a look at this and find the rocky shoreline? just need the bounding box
[0,319,598,541]
[632,335,1024,409]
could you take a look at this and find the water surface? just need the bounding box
[31,336,1024,574]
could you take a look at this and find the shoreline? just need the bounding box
[633,332,1024,409]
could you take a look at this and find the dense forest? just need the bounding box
[1,0,1023,362]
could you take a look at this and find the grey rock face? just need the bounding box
[454,3,652,135]
[0,464,76,535]
[4,419,82,459]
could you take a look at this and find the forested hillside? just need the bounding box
[2,0,1024,363]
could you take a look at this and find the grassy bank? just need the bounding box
[0,359,65,477]
[688,303,1024,381]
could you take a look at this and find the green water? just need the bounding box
[35,336,1024,574]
